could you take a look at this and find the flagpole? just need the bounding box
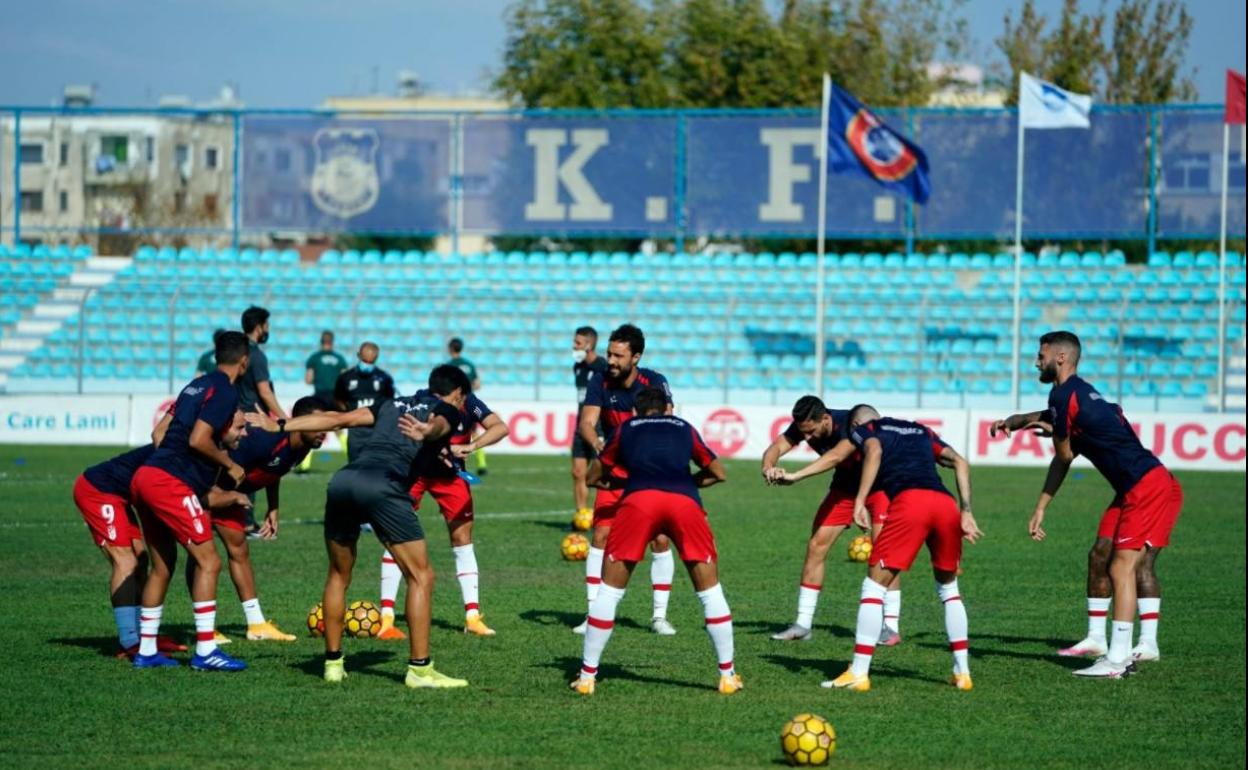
[1217,121,1230,412]
[1011,89,1025,411]
[815,73,831,398]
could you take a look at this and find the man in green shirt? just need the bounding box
[298,330,348,472]
[195,329,226,377]
[447,337,488,477]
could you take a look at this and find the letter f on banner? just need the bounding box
[524,129,613,221]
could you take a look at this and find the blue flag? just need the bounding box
[825,83,931,204]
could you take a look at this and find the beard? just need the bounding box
[1038,363,1058,383]
[258,331,270,344]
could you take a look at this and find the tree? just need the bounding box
[1102,0,1196,103]
[997,0,1103,104]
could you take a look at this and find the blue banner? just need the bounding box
[1156,112,1246,237]
[241,116,451,232]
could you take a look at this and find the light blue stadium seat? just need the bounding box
[863,253,884,268]
[948,253,970,268]
[1080,252,1103,267]
[1172,251,1194,268]
[1148,252,1171,267]
[1059,251,1080,267]
[970,253,992,269]
[320,250,341,264]
[926,254,948,269]
[280,249,300,264]
[361,250,382,265]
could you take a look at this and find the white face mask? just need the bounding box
[571,348,587,363]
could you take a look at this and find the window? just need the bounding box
[59,142,69,167]
[145,136,155,163]
[100,135,128,163]
[205,146,219,169]
[19,144,43,164]
[275,148,291,172]
[175,143,190,169]
[203,193,218,216]
[173,191,186,214]
[20,190,44,212]
[1164,152,1211,192]
[59,190,68,212]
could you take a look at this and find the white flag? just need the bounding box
[1019,72,1092,129]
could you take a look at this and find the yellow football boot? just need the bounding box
[247,620,296,641]
[822,668,871,692]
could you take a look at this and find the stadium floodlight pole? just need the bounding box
[1010,89,1026,411]
[1216,120,1231,413]
[814,73,832,397]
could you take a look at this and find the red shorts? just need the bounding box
[592,486,625,526]
[871,489,963,572]
[605,489,717,564]
[129,466,213,547]
[1097,466,1183,550]
[212,504,249,532]
[409,475,474,523]
[813,489,890,532]
[73,475,142,548]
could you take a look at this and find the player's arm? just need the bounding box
[151,410,173,447]
[190,418,246,486]
[204,486,251,511]
[1028,437,1075,542]
[256,380,288,421]
[453,412,508,458]
[990,410,1049,438]
[579,404,604,452]
[398,412,453,444]
[779,439,855,485]
[850,437,883,531]
[247,405,374,433]
[304,365,314,386]
[333,374,349,411]
[259,481,280,539]
[693,457,727,488]
[761,433,795,484]
[587,432,622,488]
[939,446,982,544]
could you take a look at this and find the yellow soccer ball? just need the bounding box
[572,507,594,532]
[780,713,837,766]
[307,602,326,638]
[561,532,590,561]
[345,600,383,638]
[848,535,873,563]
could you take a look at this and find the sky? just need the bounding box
[0,0,1242,108]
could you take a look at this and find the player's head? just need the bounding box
[241,306,270,344]
[211,328,226,344]
[320,330,334,350]
[291,395,328,449]
[214,330,251,375]
[573,325,598,362]
[606,324,645,381]
[848,404,880,428]
[358,342,379,371]
[1037,331,1082,383]
[791,395,832,440]
[429,363,471,408]
[635,387,667,417]
[223,409,247,450]
[448,337,465,356]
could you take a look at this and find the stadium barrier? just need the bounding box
[1,394,1242,472]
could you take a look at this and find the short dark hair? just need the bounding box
[574,325,598,341]
[428,364,471,396]
[321,330,334,341]
[1039,330,1082,361]
[791,395,827,424]
[211,328,226,344]
[215,330,250,365]
[291,396,324,418]
[241,306,269,334]
[608,323,645,356]
[635,387,667,416]
[448,337,464,354]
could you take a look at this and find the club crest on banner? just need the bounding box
[311,128,380,218]
[844,110,918,182]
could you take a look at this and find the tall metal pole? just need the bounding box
[13,109,21,245]
[1011,103,1026,411]
[1217,122,1230,412]
[814,74,831,398]
[231,111,242,250]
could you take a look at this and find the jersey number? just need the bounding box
[182,495,207,535]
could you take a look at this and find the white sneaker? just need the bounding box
[1131,643,1160,662]
[1057,637,1108,657]
[1073,656,1135,678]
[572,619,587,635]
[651,618,677,636]
[770,624,812,641]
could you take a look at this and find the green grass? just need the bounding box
[0,445,1243,769]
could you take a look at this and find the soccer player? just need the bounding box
[571,388,737,696]
[992,331,1182,678]
[129,330,251,671]
[576,323,679,636]
[334,341,395,461]
[190,395,329,643]
[761,396,900,643]
[247,368,470,688]
[376,367,511,639]
[571,326,607,521]
[299,330,347,471]
[780,406,981,692]
[446,337,488,477]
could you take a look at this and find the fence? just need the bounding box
[1,104,1244,249]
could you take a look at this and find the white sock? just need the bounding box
[650,549,674,619]
[113,605,139,649]
[795,582,820,629]
[1137,598,1160,648]
[586,547,605,606]
[697,583,735,677]
[1109,620,1134,664]
[884,589,902,633]
[851,578,888,676]
[193,600,217,656]
[241,597,265,626]
[1087,596,1110,641]
[938,580,969,674]
[453,544,481,616]
[380,550,401,619]
[581,584,625,678]
[138,605,163,656]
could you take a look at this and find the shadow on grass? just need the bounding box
[537,655,711,692]
[531,520,575,532]
[734,619,855,638]
[292,650,396,680]
[913,632,1085,669]
[759,653,947,685]
[53,623,196,658]
[518,608,644,631]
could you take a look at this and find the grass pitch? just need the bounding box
[0,445,1243,769]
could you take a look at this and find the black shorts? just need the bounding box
[571,431,599,461]
[324,467,425,545]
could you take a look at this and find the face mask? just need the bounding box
[358,362,375,373]
[257,331,270,345]
[572,349,587,363]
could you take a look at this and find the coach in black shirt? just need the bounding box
[238,306,286,419]
[334,341,396,462]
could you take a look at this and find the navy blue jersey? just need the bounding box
[82,444,156,500]
[413,389,495,477]
[584,367,673,442]
[849,418,950,499]
[599,415,717,504]
[228,429,306,493]
[782,408,864,492]
[1047,376,1161,496]
[145,370,238,495]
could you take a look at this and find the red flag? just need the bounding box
[1227,69,1246,125]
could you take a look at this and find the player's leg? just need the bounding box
[212,522,295,641]
[774,490,851,641]
[134,507,180,668]
[436,476,492,635]
[474,446,487,477]
[571,456,590,518]
[102,544,142,654]
[1132,546,1163,661]
[1060,533,1114,657]
[577,487,622,633]
[649,534,676,634]
[322,537,356,682]
[924,493,972,690]
[379,480,430,640]
[386,538,467,688]
[1074,547,1142,677]
[868,492,904,645]
[183,535,246,671]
